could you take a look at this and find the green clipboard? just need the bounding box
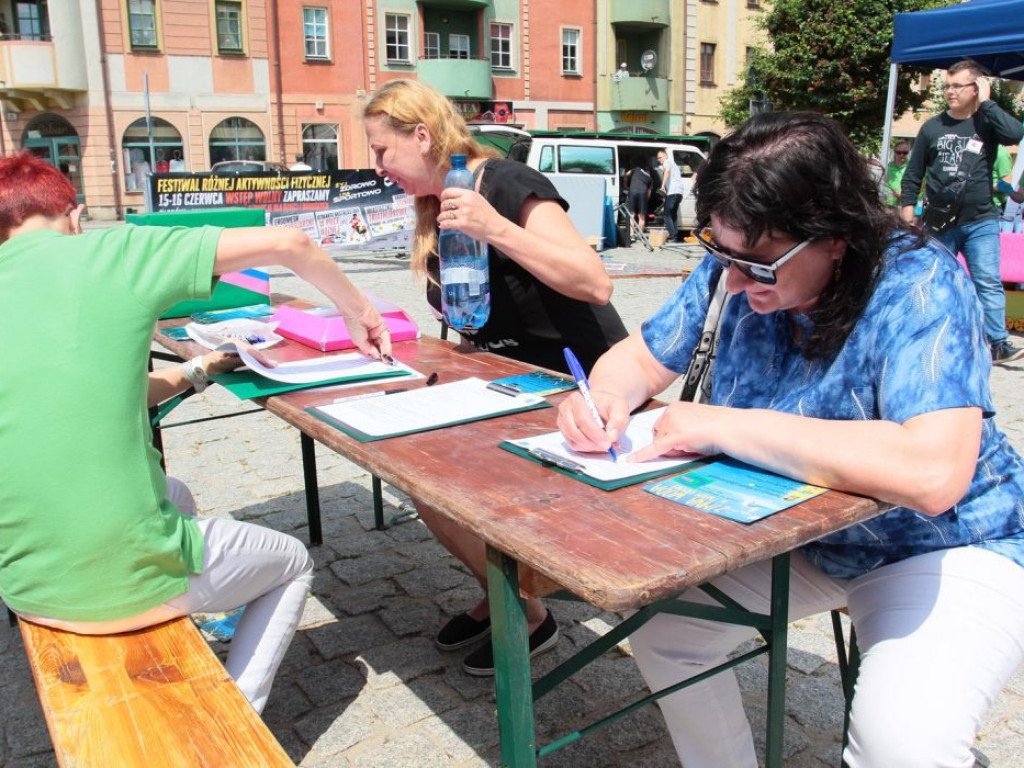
[499,441,705,491]
[210,368,411,400]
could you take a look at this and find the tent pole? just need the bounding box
[880,62,899,171]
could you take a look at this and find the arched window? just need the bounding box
[209,117,266,164]
[122,117,184,191]
[301,123,339,171]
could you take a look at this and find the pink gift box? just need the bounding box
[272,301,420,352]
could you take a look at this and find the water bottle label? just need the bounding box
[441,267,488,297]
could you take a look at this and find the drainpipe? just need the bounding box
[94,0,124,218]
[269,0,286,164]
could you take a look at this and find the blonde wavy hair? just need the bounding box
[363,79,498,280]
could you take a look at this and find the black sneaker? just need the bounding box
[991,340,1024,365]
[462,610,559,677]
[435,612,491,651]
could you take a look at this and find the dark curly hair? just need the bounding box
[695,112,918,360]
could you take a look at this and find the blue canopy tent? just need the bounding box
[881,0,1024,179]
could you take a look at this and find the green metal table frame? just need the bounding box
[485,545,792,767]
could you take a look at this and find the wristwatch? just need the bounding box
[180,356,210,393]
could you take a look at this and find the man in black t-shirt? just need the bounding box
[900,59,1024,364]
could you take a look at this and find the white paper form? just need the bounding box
[507,407,702,482]
[312,377,544,438]
[235,349,418,385]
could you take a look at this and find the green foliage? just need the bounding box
[926,73,1024,118]
[720,0,951,151]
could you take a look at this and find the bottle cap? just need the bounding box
[450,153,467,169]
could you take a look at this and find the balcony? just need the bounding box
[417,0,489,8]
[610,0,671,29]
[0,36,86,111]
[610,76,670,112]
[418,58,493,100]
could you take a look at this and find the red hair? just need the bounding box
[0,153,77,242]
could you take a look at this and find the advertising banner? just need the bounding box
[150,170,414,251]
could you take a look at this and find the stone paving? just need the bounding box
[2,237,1024,766]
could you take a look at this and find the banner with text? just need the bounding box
[150,170,414,251]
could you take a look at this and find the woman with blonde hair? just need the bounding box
[363,79,627,675]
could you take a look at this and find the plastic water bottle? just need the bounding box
[439,154,490,331]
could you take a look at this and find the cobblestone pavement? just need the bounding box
[2,238,1023,766]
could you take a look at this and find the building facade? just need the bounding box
[0,0,762,219]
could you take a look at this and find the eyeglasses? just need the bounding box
[945,82,977,92]
[695,226,814,285]
[894,150,909,156]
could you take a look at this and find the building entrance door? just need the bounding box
[22,114,86,205]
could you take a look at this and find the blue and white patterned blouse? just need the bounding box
[641,235,1024,579]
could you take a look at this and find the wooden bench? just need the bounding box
[19,615,294,767]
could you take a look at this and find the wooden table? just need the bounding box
[154,325,885,767]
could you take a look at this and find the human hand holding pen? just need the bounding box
[561,347,627,461]
[556,387,630,456]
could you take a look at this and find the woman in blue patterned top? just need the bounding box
[557,112,1024,768]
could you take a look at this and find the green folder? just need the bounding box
[499,441,704,491]
[210,368,411,401]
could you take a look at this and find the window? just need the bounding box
[215,0,243,53]
[490,22,512,69]
[385,13,410,63]
[449,33,469,60]
[561,28,581,75]
[122,117,184,191]
[538,146,554,173]
[209,117,266,164]
[303,7,329,60]
[424,31,440,59]
[14,1,50,40]
[301,124,338,171]
[700,43,716,85]
[557,145,615,175]
[127,0,157,48]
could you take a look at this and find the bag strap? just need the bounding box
[680,271,730,404]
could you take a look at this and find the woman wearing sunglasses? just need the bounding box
[557,111,1024,767]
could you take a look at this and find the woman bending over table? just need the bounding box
[557,112,1024,768]
[363,79,628,676]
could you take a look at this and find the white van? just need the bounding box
[521,133,707,232]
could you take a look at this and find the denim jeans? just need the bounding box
[663,194,682,240]
[937,218,1007,343]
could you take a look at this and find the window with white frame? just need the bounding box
[303,7,329,59]
[301,124,338,171]
[424,31,440,59]
[215,0,243,53]
[490,22,512,69]
[385,13,410,63]
[561,28,581,75]
[449,33,469,60]
[128,0,158,49]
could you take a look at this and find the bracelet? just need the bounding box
[180,356,210,393]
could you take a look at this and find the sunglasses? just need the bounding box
[695,226,814,285]
[894,150,909,156]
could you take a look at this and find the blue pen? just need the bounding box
[563,347,618,462]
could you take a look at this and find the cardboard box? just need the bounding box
[273,300,420,352]
[648,228,669,247]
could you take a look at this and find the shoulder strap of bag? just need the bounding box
[680,271,730,404]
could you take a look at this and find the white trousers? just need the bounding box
[21,478,313,713]
[628,546,1024,768]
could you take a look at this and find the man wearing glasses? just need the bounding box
[884,140,911,207]
[900,59,1024,364]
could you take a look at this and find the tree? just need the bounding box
[720,0,950,151]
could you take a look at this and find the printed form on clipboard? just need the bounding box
[501,407,704,489]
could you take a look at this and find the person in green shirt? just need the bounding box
[0,153,392,713]
[884,140,911,207]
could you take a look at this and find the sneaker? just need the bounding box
[462,610,559,677]
[435,612,491,651]
[991,339,1024,365]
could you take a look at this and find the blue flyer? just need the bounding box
[645,458,827,523]
[487,371,576,397]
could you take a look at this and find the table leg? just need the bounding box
[764,552,791,768]
[372,476,385,531]
[300,432,323,546]
[486,545,536,768]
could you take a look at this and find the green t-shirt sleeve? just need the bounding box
[117,225,221,313]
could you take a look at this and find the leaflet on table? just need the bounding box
[644,458,828,523]
[504,407,702,483]
[189,303,276,324]
[487,370,577,397]
[232,348,417,385]
[185,319,283,350]
[308,376,550,441]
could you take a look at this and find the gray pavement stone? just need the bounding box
[297,659,368,707]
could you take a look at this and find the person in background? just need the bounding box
[625,157,654,235]
[883,140,910,207]
[613,62,630,82]
[900,59,1024,364]
[0,153,392,714]
[290,153,313,171]
[362,78,627,676]
[658,149,685,242]
[558,111,1024,768]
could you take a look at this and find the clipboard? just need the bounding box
[210,367,410,400]
[499,441,703,491]
[306,376,552,442]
